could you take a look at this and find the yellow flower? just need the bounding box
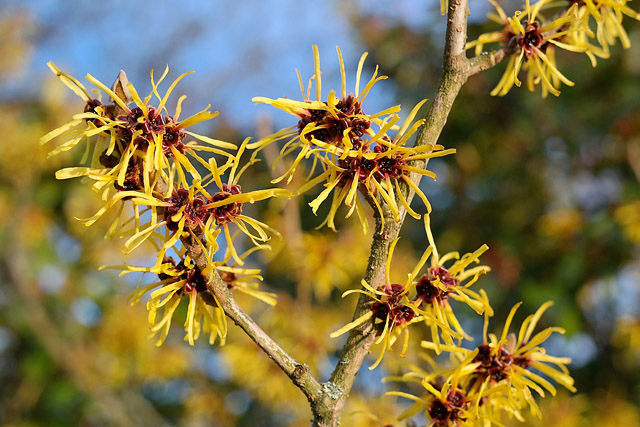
[42,63,239,234]
[252,45,398,184]
[330,215,492,369]
[253,46,451,232]
[360,102,455,222]
[108,241,277,348]
[123,256,227,347]
[200,138,292,265]
[133,182,222,270]
[386,349,506,424]
[42,63,237,190]
[297,101,453,233]
[470,1,586,97]
[467,0,640,97]
[329,238,423,370]
[417,215,493,353]
[113,138,291,267]
[417,301,576,423]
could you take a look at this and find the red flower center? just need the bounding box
[472,343,530,384]
[210,184,243,224]
[415,266,459,306]
[164,189,211,230]
[162,118,186,157]
[113,160,143,193]
[118,106,169,150]
[156,257,208,294]
[297,94,370,145]
[520,21,543,56]
[371,283,415,327]
[428,390,468,425]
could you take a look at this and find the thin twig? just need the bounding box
[183,235,325,405]
[467,46,511,77]
[150,175,325,408]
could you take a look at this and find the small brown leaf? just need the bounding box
[111,70,132,118]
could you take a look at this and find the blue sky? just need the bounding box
[2,0,462,134]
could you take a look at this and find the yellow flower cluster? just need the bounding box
[468,0,640,97]
[330,216,492,369]
[253,46,454,232]
[111,244,276,346]
[325,213,576,424]
[388,302,575,425]
[43,64,289,345]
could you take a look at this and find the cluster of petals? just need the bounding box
[330,215,492,369]
[468,0,639,97]
[112,243,277,346]
[387,302,575,425]
[44,65,289,345]
[252,46,453,232]
[42,62,236,196]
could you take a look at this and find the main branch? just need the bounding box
[310,1,472,425]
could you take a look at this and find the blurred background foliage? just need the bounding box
[1,0,639,425]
